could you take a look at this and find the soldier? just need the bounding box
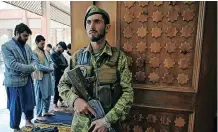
[58,5,134,132]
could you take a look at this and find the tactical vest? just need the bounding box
[72,47,122,113]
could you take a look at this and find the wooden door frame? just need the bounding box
[114,2,206,132]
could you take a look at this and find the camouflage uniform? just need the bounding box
[58,6,133,132]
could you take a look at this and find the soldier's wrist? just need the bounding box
[102,117,111,128]
[72,95,79,107]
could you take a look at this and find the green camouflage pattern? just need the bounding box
[58,42,134,131]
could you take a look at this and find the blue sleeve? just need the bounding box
[32,52,53,72]
[1,44,35,73]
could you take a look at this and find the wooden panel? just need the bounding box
[114,1,205,132]
[70,1,92,53]
[120,1,200,88]
[134,88,196,112]
[194,2,217,132]
[134,84,195,93]
[95,1,117,47]
[68,1,215,132]
[121,106,190,132]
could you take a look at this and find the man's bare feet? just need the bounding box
[14,128,23,132]
[58,101,67,107]
[25,120,34,128]
[43,112,55,116]
[53,105,64,112]
[60,101,65,107]
[36,116,47,121]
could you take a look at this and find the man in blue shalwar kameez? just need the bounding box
[32,35,55,122]
[1,23,36,132]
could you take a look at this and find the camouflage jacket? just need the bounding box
[58,42,134,131]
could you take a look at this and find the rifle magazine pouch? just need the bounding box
[97,85,112,109]
[97,65,117,110]
[97,65,117,84]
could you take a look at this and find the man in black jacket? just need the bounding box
[50,41,68,111]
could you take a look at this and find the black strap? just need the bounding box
[70,58,73,70]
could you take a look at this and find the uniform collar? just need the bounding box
[83,41,112,57]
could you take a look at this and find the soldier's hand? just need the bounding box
[90,119,108,132]
[74,98,96,116]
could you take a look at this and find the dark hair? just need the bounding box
[58,41,67,50]
[14,23,32,36]
[67,43,71,50]
[35,35,45,44]
[47,44,52,48]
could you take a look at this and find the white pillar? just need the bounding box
[41,1,50,44]
[22,10,32,45]
[64,28,69,44]
[7,29,13,39]
[22,10,28,24]
[63,28,66,43]
[53,29,57,46]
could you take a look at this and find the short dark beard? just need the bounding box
[90,28,106,42]
[17,36,26,45]
[57,50,62,54]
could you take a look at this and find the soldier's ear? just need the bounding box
[105,24,111,34]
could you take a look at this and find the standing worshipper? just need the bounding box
[45,43,52,54]
[67,43,72,56]
[63,43,72,65]
[1,23,36,132]
[45,43,55,91]
[50,41,68,111]
[32,35,55,122]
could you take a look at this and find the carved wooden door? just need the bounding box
[117,1,205,132]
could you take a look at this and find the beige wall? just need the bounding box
[71,1,92,53]
[95,1,117,47]
[70,1,119,53]
[0,10,40,19]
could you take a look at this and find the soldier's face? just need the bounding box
[86,14,109,42]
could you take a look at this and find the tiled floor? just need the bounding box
[0,86,35,132]
[0,109,26,132]
[0,97,55,132]
[0,69,22,131]
[0,63,13,131]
